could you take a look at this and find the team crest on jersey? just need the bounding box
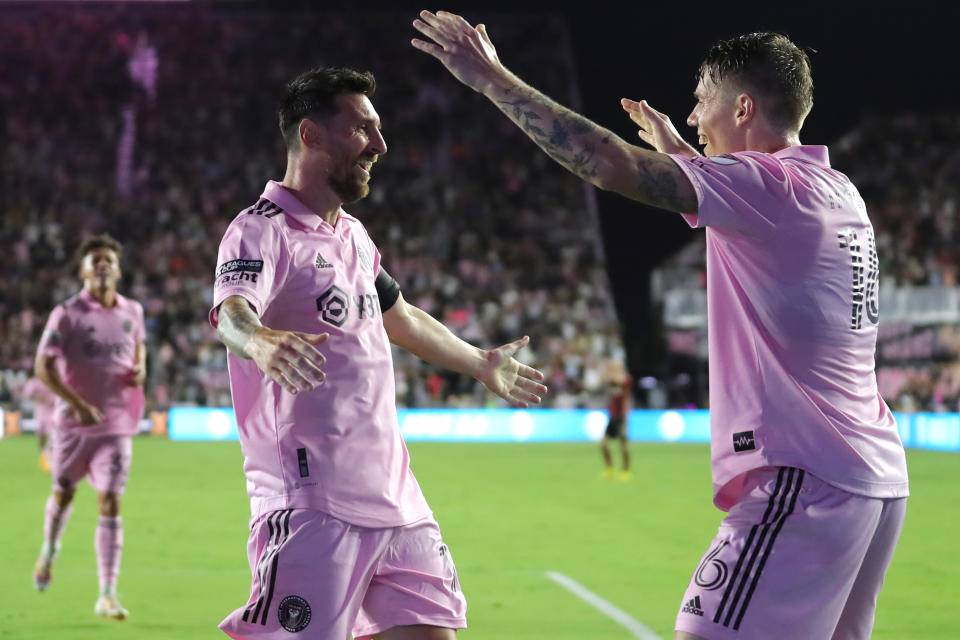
[314,252,333,269]
[277,595,311,632]
[355,240,373,273]
[122,319,133,333]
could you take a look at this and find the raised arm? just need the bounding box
[412,11,698,214]
[382,293,547,408]
[216,295,329,395]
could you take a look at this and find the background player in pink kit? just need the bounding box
[21,375,58,472]
[414,12,908,640]
[209,67,547,640]
[32,234,147,621]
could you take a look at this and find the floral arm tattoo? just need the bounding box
[490,83,697,213]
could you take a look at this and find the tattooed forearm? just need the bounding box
[495,85,612,181]
[488,79,697,213]
[217,296,262,358]
[636,154,694,212]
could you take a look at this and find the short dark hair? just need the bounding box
[75,233,123,265]
[278,66,376,149]
[699,32,813,134]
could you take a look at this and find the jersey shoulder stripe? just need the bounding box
[245,198,283,218]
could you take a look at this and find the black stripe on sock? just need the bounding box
[732,469,804,631]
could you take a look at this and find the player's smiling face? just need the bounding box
[80,248,121,292]
[687,74,741,156]
[322,93,387,204]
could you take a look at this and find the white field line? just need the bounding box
[545,571,662,640]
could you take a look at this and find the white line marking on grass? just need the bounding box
[545,571,662,640]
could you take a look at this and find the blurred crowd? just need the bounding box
[832,114,960,288]
[0,5,624,414]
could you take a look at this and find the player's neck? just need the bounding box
[85,284,117,308]
[744,126,801,154]
[281,164,342,227]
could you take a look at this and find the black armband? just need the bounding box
[375,267,401,312]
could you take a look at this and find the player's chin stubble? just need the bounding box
[329,175,369,204]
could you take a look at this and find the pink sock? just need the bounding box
[43,495,73,550]
[95,516,123,590]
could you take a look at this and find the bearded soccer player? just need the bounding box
[33,234,146,621]
[209,66,547,640]
[414,12,908,640]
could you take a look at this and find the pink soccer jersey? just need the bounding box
[37,290,146,436]
[209,181,432,528]
[669,146,909,510]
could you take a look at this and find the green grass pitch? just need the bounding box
[0,435,955,638]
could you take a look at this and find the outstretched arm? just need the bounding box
[382,294,547,408]
[412,10,698,214]
[216,295,329,395]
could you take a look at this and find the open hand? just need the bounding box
[476,336,548,408]
[412,10,508,96]
[247,328,329,395]
[621,98,700,157]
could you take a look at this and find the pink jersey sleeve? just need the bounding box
[669,152,794,237]
[210,213,286,327]
[37,305,67,358]
[133,301,146,344]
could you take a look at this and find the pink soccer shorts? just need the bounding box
[220,509,467,640]
[675,466,906,640]
[50,431,133,495]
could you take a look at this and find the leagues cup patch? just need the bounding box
[216,259,264,278]
[277,595,311,632]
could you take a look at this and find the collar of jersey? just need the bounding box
[773,144,830,167]
[261,180,339,233]
[79,288,116,310]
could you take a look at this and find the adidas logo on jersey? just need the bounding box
[681,595,704,617]
[315,252,333,269]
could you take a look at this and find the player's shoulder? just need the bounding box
[338,209,364,229]
[114,292,144,314]
[58,292,84,312]
[229,197,286,229]
[338,210,374,240]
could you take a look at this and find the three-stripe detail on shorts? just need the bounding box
[713,466,805,631]
[242,509,293,625]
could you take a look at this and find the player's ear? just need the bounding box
[299,117,326,150]
[734,92,755,127]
